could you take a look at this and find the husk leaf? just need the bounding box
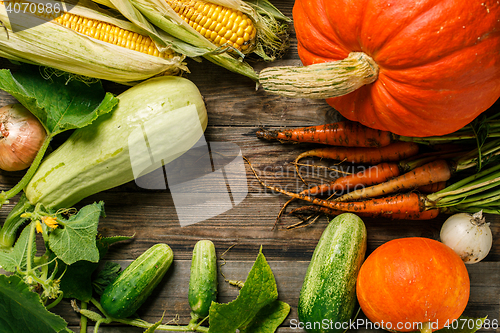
[92,0,290,80]
[0,1,186,84]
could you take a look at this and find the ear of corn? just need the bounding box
[91,0,290,81]
[54,11,170,58]
[87,0,213,62]
[166,0,258,54]
[0,0,186,84]
[142,0,290,59]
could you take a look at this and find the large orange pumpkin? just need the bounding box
[356,237,470,332]
[260,0,500,137]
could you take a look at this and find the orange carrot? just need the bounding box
[244,156,435,220]
[290,205,440,220]
[291,191,428,216]
[277,162,401,225]
[336,159,452,202]
[417,181,447,193]
[302,162,401,196]
[295,141,420,166]
[256,121,394,147]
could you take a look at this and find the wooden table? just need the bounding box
[0,0,499,331]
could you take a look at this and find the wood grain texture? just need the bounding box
[53,260,498,332]
[0,0,499,331]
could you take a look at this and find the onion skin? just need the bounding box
[356,237,470,332]
[440,212,493,264]
[0,104,46,172]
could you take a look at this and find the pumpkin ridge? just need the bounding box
[294,0,350,62]
[342,74,424,134]
[357,0,445,65]
[375,0,500,68]
[370,78,455,135]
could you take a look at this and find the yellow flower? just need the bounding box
[41,216,58,229]
[35,221,43,233]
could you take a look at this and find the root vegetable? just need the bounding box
[440,211,493,264]
[295,141,419,166]
[336,159,452,202]
[0,104,46,172]
[256,121,393,147]
[302,162,401,196]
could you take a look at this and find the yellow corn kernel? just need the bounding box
[208,20,217,31]
[1,0,174,59]
[165,0,257,53]
[56,12,175,58]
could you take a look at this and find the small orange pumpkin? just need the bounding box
[259,0,500,137]
[356,237,470,332]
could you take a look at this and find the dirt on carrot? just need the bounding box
[417,181,447,193]
[335,159,452,202]
[300,162,401,196]
[294,141,420,166]
[244,156,431,218]
[256,121,394,147]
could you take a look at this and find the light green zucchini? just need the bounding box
[298,213,367,333]
[25,76,208,209]
[100,243,174,319]
[188,239,218,320]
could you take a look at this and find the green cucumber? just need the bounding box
[298,213,367,333]
[188,240,218,320]
[100,243,174,319]
[25,76,208,209]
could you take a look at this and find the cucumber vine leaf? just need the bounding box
[208,247,290,333]
[48,201,105,265]
[0,275,70,333]
[0,64,118,136]
[0,225,35,273]
[240,300,291,333]
[59,235,132,302]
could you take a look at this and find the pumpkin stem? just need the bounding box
[258,52,379,99]
[420,321,434,333]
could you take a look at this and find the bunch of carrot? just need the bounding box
[253,115,500,226]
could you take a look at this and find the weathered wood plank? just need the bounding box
[3,131,498,263]
[0,0,499,329]
[2,135,499,263]
[53,260,499,332]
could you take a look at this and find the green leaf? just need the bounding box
[0,275,68,333]
[58,231,131,301]
[48,202,105,265]
[240,300,291,333]
[92,261,122,296]
[208,248,289,333]
[0,64,118,135]
[58,259,98,302]
[0,224,36,272]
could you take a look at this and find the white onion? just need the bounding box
[0,104,46,171]
[440,211,492,264]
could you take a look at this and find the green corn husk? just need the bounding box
[91,0,290,81]
[0,0,187,85]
